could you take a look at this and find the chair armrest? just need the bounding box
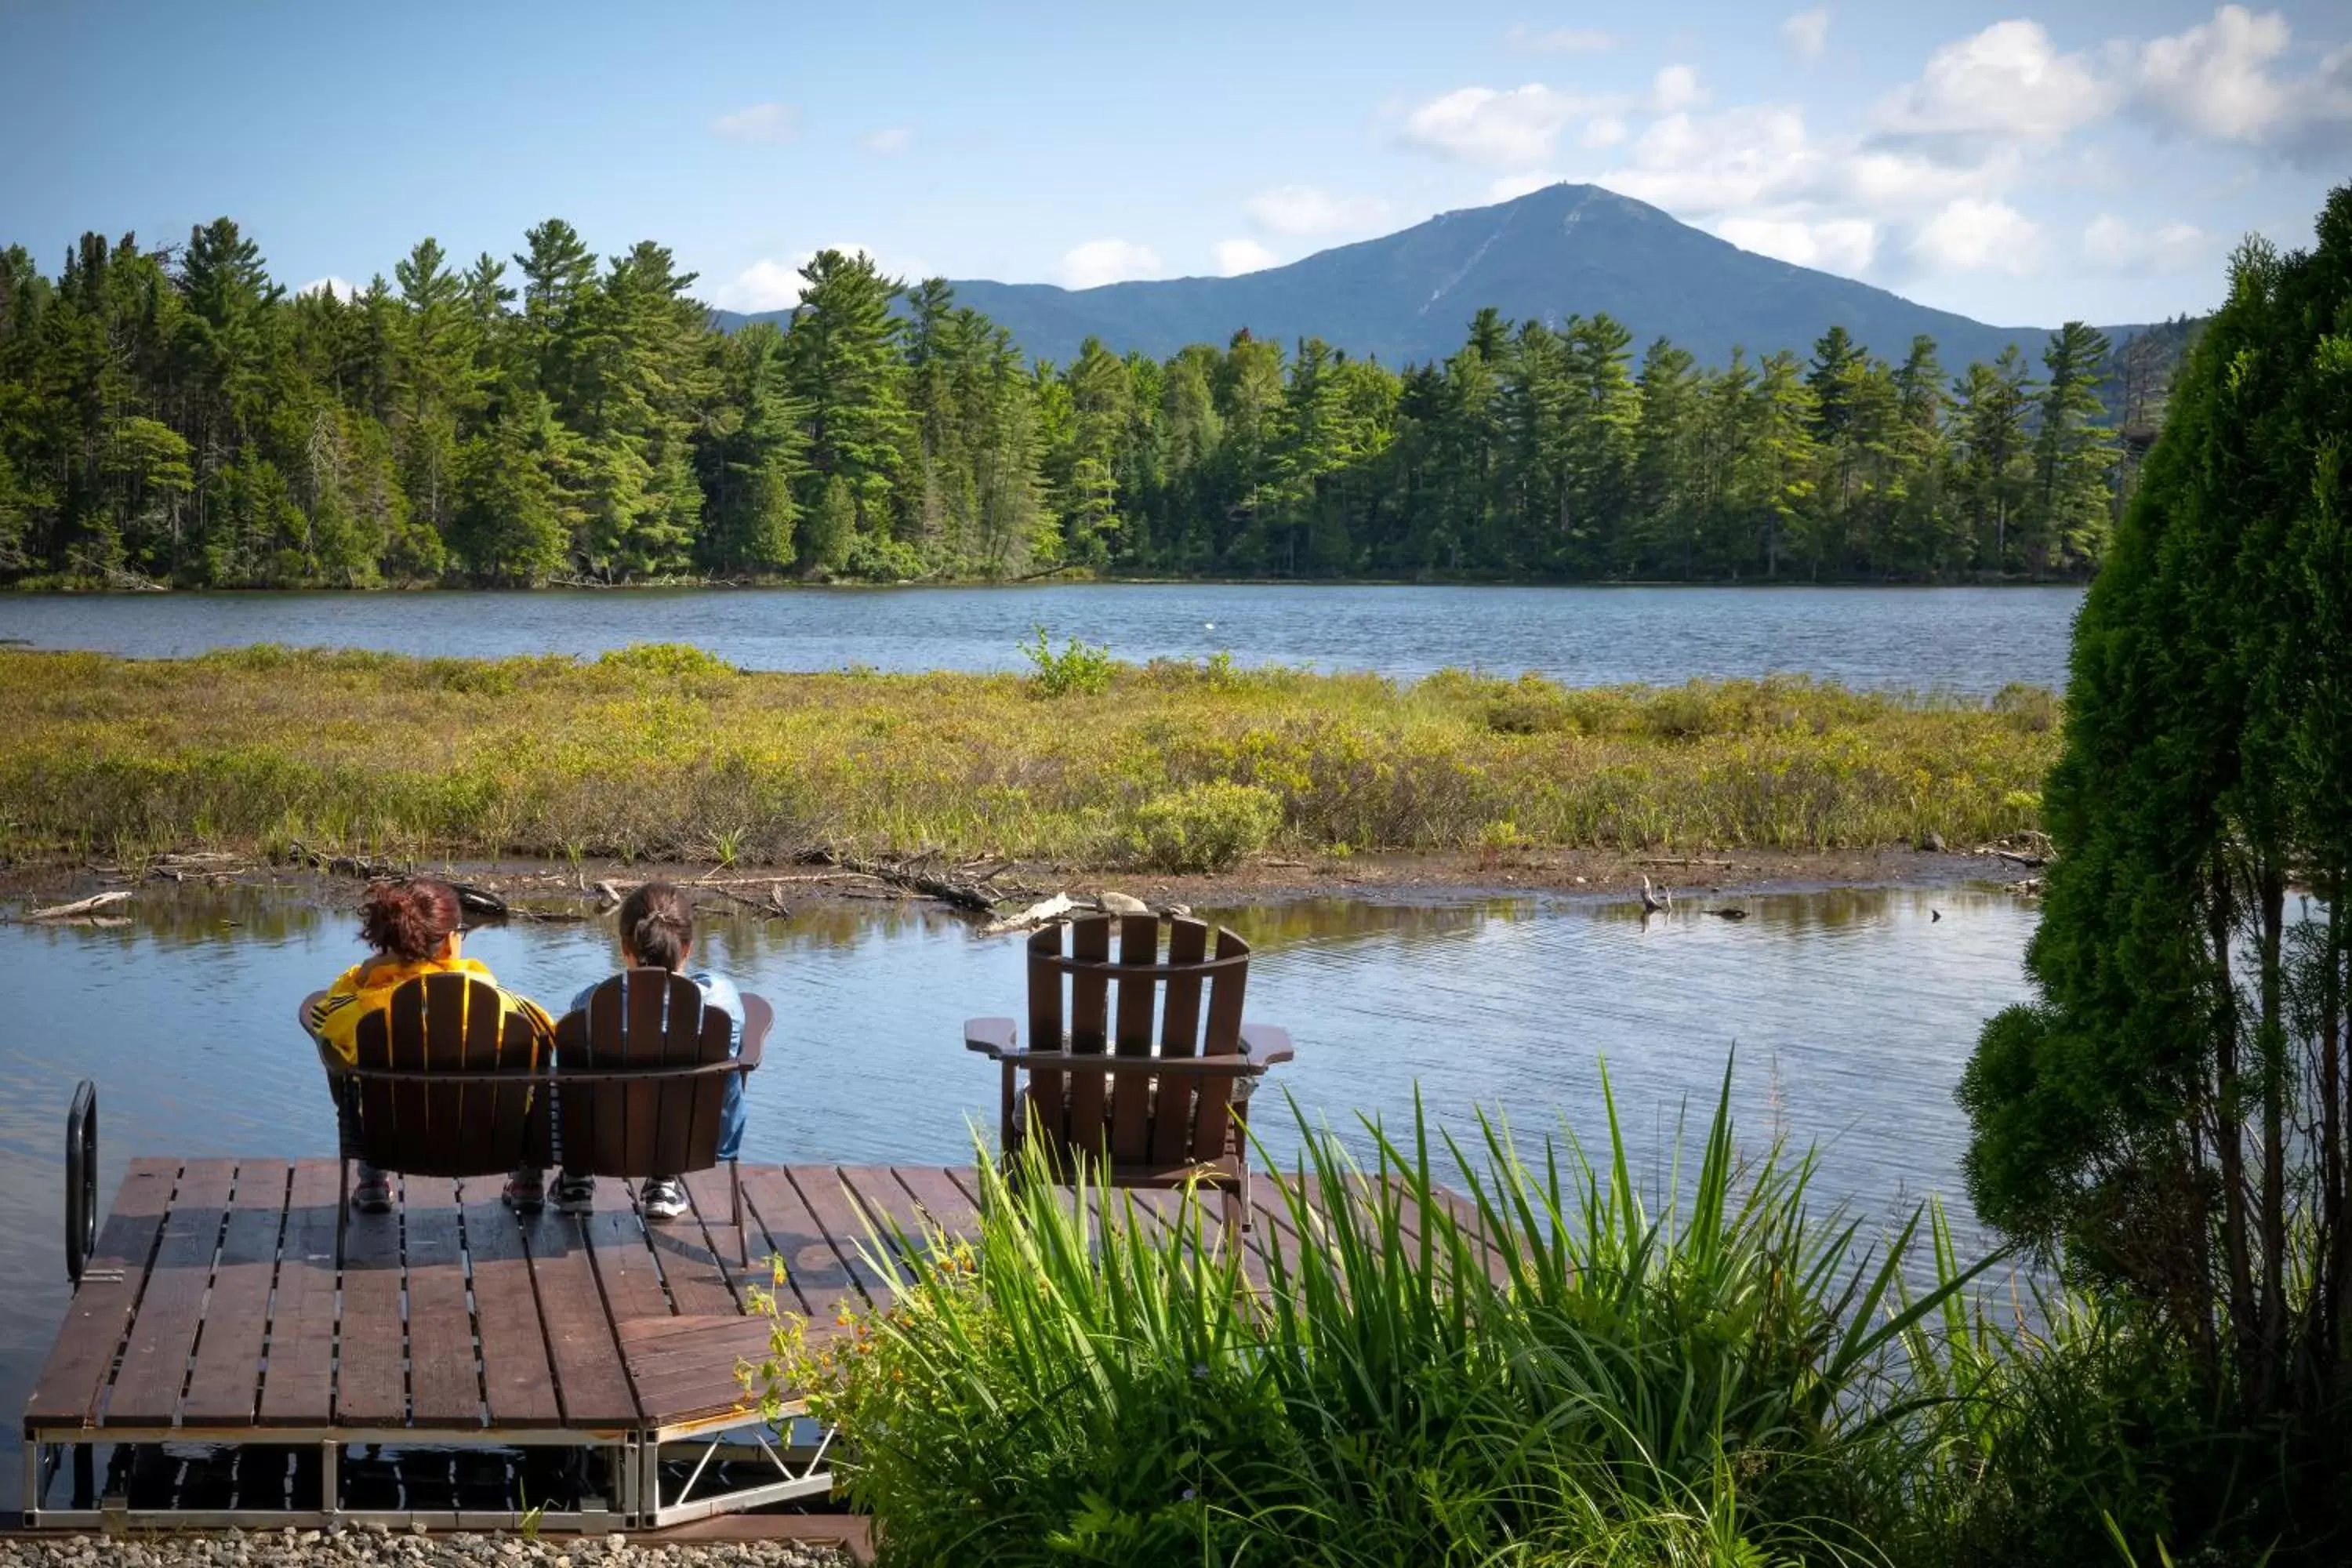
[1240,1023,1295,1068]
[964,1017,1018,1058]
[737,993,773,1072]
[997,1051,1265,1076]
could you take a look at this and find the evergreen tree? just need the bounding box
[1959,195,2352,1554]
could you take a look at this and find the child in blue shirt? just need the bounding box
[507,880,748,1220]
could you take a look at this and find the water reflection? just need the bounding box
[0,880,2038,1508]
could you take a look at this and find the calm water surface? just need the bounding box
[0,584,2084,692]
[0,882,2034,1504]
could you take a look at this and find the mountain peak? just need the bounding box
[727,187,2048,371]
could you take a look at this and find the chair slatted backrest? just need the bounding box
[350,973,549,1178]
[1025,915,1250,1166]
[555,969,734,1178]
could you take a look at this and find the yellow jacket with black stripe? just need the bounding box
[307,955,554,1065]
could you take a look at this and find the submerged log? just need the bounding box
[22,890,133,921]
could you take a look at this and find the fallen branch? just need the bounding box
[22,890,132,921]
[1635,856,1737,869]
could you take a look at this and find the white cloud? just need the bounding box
[1717,216,1877,274]
[712,244,933,310]
[1214,238,1279,276]
[1059,238,1163,289]
[1505,24,1616,54]
[710,102,801,143]
[1910,198,2042,274]
[862,126,915,154]
[1243,184,1392,237]
[1401,84,1596,165]
[296,275,356,301]
[1784,9,1830,62]
[1488,170,1562,202]
[1597,106,1820,216]
[1875,20,2114,139]
[2082,214,2211,273]
[713,260,804,311]
[1580,115,1628,148]
[2134,5,2352,164]
[1650,65,1707,113]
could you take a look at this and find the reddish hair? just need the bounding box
[358,877,462,962]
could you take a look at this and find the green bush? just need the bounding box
[1115,780,1279,871]
[1019,625,1117,698]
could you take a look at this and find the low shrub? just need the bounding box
[1114,780,1279,872]
[1021,626,1116,698]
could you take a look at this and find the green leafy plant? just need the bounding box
[1020,625,1116,699]
[1114,780,1280,872]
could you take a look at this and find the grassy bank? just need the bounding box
[0,644,2058,869]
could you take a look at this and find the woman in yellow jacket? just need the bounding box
[309,877,553,1213]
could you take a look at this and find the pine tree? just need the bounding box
[2028,321,2116,572]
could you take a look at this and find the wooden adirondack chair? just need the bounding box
[308,969,768,1258]
[964,913,1294,1229]
[552,967,770,1258]
[307,972,556,1200]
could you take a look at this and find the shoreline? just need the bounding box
[0,844,2043,922]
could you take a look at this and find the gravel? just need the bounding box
[0,1533,850,1568]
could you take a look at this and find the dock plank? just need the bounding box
[679,1167,760,1307]
[24,1160,176,1428]
[517,1204,639,1428]
[642,1189,742,1319]
[103,1159,236,1426]
[738,1167,859,1323]
[334,1171,408,1425]
[584,1178,673,1328]
[180,1160,292,1425]
[400,1176,481,1426]
[782,1166,893,1309]
[887,1166,980,1240]
[459,1185,563,1428]
[256,1160,341,1426]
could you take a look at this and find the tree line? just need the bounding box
[0,218,2177,589]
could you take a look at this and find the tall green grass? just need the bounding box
[753,1065,2011,1566]
[0,645,2058,868]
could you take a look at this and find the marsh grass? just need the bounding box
[746,1066,2014,1566]
[0,644,2057,868]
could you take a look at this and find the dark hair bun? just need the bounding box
[358,877,462,961]
[618,881,695,971]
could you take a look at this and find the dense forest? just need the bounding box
[0,219,2183,589]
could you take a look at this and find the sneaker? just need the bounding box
[350,1164,394,1214]
[554,1172,597,1215]
[639,1177,688,1221]
[503,1168,546,1214]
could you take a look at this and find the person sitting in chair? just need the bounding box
[533,881,750,1221]
[308,877,554,1214]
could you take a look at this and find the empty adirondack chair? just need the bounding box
[964,913,1294,1230]
[551,967,770,1259]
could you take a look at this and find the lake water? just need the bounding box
[0,584,2084,692]
[0,880,2036,1507]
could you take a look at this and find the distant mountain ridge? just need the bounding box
[714,183,2143,371]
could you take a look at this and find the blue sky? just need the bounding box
[2,1,2346,329]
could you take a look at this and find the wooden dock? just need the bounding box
[20,1156,1381,1530]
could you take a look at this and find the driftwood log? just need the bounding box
[21,891,133,921]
